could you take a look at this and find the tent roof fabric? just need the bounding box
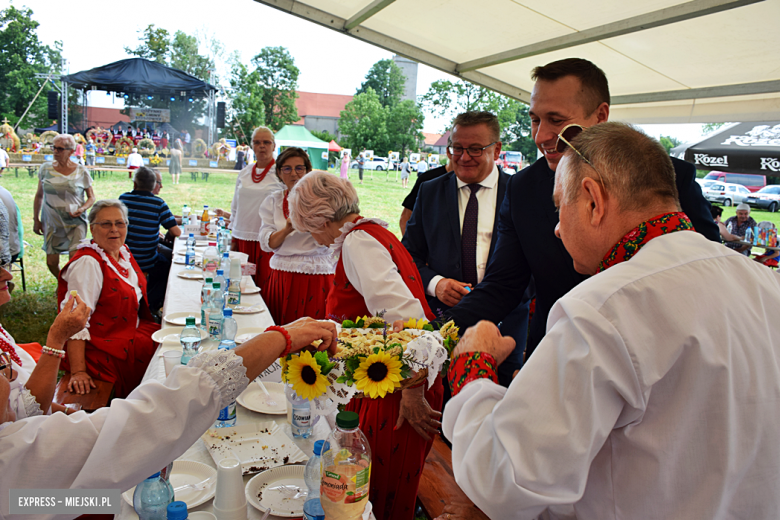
[673,121,780,175]
[328,139,342,151]
[63,58,217,96]
[275,124,330,149]
[253,0,780,123]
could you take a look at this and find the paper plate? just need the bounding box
[245,465,307,518]
[122,460,216,509]
[177,271,203,280]
[237,382,287,415]
[231,305,264,315]
[242,286,261,295]
[235,327,264,345]
[164,312,202,326]
[152,326,207,345]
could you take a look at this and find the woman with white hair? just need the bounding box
[215,126,283,293]
[56,199,160,398]
[33,133,96,278]
[289,171,442,520]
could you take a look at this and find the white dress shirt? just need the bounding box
[426,165,499,296]
[258,190,334,275]
[126,153,143,168]
[337,218,427,323]
[229,162,283,241]
[443,231,780,520]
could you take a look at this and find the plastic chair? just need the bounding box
[9,205,25,291]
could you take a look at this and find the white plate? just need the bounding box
[245,465,306,518]
[235,327,264,345]
[164,312,202,326]
[152,326,208,345]
[177,271,203,280]
[237,382,287,415]
[242,286,261,295]
[122,460,217,509]
[231,305,264,315]
[201,421,308,476]
[173,255,202,265]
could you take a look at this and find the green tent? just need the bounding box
[274,125,329,170]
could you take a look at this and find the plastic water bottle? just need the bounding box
[185,233,196,270]
[220,253,231,286]
[207,283,224,340]
[202,242,219,275]
[133,472,173,520]
[746,226,754,244]
[182,205,190,226]
[214,315,237,428]
[166,501,187,520]
[214,269,227,299]
[220,226,231,255]
[285,383,313,439]
[321,412,372,520]
[227,258,242,308]
[303,440,326,520]
[200,278,213,332]
[180,317,201,365]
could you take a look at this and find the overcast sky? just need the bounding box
[14,0,707,142]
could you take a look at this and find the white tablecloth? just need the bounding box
[117,237,343,520]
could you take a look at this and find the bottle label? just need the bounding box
[321,462,370,504]
[218,401,236,421]
[185,253,195,266]
[292,409,311,427]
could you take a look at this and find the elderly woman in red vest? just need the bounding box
[56,199,160,398]
[289,171,443,520]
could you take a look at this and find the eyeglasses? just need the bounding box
[280,165,308,175]
[555,124,606,186]
[448,142,497,157]
[52,146,73,153]
[93,220,128,230]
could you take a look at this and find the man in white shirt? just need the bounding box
[0,147,9,177]
[126,147,143,179]
[416,158,428,175]
[442,122,780,520]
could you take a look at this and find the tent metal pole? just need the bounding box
[60,58,69,134]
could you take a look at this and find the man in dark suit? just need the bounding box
[446,58,720,361]
[403,111,529,384]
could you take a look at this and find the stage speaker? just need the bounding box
[216,102,226,128]
[47,91,59,120]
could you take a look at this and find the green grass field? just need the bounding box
[0,166,411,344]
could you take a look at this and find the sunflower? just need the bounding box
[353,351,403,399]
[403,317,428,330]
[279,356,289,383]
[286,351,329,400]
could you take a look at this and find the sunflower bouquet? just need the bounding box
[281,317,459,411]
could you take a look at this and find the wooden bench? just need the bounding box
[54,373,114,412]
[417,436,490,520]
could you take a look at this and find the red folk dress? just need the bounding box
[57,243,159,398]
[326,218,442,520]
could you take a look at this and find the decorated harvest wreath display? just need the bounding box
[280,316,458,414]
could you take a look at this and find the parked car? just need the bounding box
[745,185,780,212]
[695,179,717,190]
[350,157,391,171]
[704,182,751,206]
[497,151,524,173]
[703,171,766,193]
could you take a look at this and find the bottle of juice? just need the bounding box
[200,205,210,236]
[321,411,371,520]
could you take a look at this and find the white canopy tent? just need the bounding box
[252,0,780,123]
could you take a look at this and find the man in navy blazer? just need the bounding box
[403,111,529,384]
[446,58,720,362]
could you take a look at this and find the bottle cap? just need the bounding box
[185,317,196,326]
[188,233,194,237]
[223,252,229,257]
[167,501,188,520]
[147,471,161,479]
[213,282,221,289]
[205,278,213,283]
[217,270,223,275]
[223,308,233,317]
[336,411,360,429]
[209,242,217,246]
[313,439,325,456]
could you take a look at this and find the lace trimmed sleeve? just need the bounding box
[187,349,250,409]
[18,386,44,419]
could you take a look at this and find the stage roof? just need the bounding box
[253,0,780,123]
[63,58,217,96]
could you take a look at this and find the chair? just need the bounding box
[9,206,25,292]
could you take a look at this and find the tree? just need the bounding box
[0,6,64,129]
[226,61,266,144]
[124,25,170,64]
[703,122,726,135]
[170,31,213,80]
[338,88,388,154]
[659,135,682,154]
[251,47,299,131]
[310,129,338,144]
[356,59,406,108]
[386,100,424,159]
[503,104,538,162]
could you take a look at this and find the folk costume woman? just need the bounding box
[289,171,443,520]
[259,149,334,324]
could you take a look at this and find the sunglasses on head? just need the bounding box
[555,124,606,186]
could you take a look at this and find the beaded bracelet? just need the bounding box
[265,326,292,357]
[42,346,66,359]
